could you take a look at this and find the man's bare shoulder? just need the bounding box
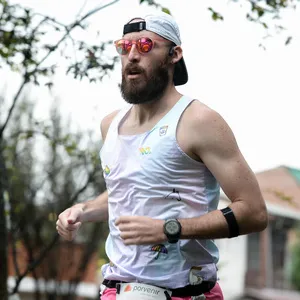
[185,99,237,154]
[185,100,224,129]
[100,110,120,141]
[184,99,235,147]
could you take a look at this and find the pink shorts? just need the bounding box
[100,282,224,300]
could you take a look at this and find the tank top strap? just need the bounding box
[155,95,195,134]
[106,104,132,136]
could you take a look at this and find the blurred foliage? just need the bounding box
[208,0,298,45]
[0,1,163,298]
[208,7,224,21]
[0,0,119,86]
[0,0,297,93]
[140,0,171,14]
[0,0,299,298]
[141,0,298,45]
[2,95,108,299]
[291,229,300,291]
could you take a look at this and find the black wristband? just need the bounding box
[220,207,240,238]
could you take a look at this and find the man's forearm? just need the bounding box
[179,210,228,240]
[179,201,268,239]
[77,190,109,223]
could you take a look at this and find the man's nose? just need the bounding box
[128,44,141,62]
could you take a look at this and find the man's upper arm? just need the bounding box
[100,110,120,142]
[191,106,265,208]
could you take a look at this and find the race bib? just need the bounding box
[116,282,172,300]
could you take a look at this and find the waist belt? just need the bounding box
[102,279,216,297]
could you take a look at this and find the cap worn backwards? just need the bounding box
[123,12,188,86]
[143,13,181,46]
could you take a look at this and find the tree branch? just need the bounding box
[33,0,120,71]
[10,234,59,295]
[0,79,28,139]
[9,169,96,295]
[246,0,278,14]
[76,0,88,19]
[78,0,120,23]
[32,13,68,29]
[11,233,21,278]
[0,0,120,139]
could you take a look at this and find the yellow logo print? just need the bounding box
[139,147,151,155]
[104,165,110,175]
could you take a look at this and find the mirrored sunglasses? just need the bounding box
[114,37,154,55]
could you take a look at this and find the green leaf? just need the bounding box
[259,43,266,51]
[256,7,265,17]
[208,7,224,21]
[162,7,171,15]
[65,142,77,155]
[26,130,33,138]
[285,36,292,45]
[45,82,53,90]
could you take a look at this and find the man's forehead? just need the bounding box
[123,30,161,40]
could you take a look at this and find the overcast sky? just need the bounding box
[6,0,300,173]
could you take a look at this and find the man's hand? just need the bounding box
[56,205,83,241]
[115,216,166,245]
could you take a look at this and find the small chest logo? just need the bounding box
[164,188,182,201]
[139,147,151,155]
[159,125,168,136]
[103,165,110,175]
[151,244,168,259]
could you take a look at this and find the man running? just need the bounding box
[56,12,268,300]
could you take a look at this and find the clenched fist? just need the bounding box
[56,205,83,241]
[115,216,166,245]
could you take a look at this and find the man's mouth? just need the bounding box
[127,71,142,79]
[128,73,141,78]
[126,67,144,78]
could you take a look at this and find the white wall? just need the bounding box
[216,235,248,300]
[216,198,248,300]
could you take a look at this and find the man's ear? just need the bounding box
[169,46,183,64]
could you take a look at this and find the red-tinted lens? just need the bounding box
[138,37,153,53]
[115,39,132,55]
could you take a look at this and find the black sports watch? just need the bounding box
[163,219,182,244]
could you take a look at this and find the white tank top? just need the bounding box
[100,96,220,289]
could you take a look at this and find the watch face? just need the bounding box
[166,220,180,235]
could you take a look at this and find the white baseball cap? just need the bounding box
[122,12,188,86]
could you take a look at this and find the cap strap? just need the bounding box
[123,21,146,35]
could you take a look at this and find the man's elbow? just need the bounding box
[254,205,268,232]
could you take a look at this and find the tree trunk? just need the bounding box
[0,144,8,300]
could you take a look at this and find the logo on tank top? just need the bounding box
[164,188,182,201]
[159,125,168,136]
[189,266,204,285]
[103,165,110,175]
[139,147,151,155]
[150,244,168,259]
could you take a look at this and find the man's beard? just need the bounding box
[120,58,170,104]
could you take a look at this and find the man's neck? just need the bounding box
[130,86,182,125]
